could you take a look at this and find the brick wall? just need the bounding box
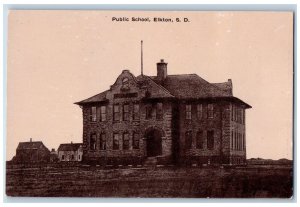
[229,103,247,164]
[81,71,174,165]
[177,101,233,165]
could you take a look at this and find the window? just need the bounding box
[186,104,192,120]
[133,104,140,120]
[122,78,129,85]
[100,133,106,150]
[185,131,193,149]
[240,133,243,150]
[132,132,139,149]
[156,103,163,120]
[241,109,245,124]
[146,105,152,119]
[231,105,234,121]
[113,104,120,121]
[121,77,130,91]
[237,108,241,123]
[123,104,129,121]
[207,104,214,118]
[62,155,65,160]
[90,106,97,122]
[196,130,204,149]
[240,133,243,151]
[100,106,106,122]
[207,130,214,150]
[238,133,240,150]
[231,130,234,149]
[241,133,243,151]
[90,133,96,150]
[123,133,129,150]
[235,131,238,150]
[237,131,239,150]
[78,155,81,160]
[113,133,119,150]
[197,104,202,119]
[243,133,245,150]
[71,155,74,160]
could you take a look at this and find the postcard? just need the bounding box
[6,10,293,198]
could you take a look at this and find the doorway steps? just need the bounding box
[144,157,158,166]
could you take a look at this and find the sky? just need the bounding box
[6,11,293,160]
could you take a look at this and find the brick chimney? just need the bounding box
[157,59,168,82]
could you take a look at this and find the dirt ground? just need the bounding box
[6,164,293,198]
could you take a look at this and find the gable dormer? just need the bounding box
[109,69,139,93]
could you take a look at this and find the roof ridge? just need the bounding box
[59,143,82,145]
[188,74,232,95]
[211,81,230,84]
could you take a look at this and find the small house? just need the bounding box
[57,142,83,162]
[14,138,50,163]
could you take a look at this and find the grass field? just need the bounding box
[6,164,293,198]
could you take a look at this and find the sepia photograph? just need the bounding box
[5,10,293,198]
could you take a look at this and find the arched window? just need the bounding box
[122,77,129,84]
[121,78,130,91]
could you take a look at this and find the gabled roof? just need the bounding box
[136,75,175,99]
[58,143,82,152]
[151,74,232,99]
[17,141,49,151]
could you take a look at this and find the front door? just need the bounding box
[145,129,162,157]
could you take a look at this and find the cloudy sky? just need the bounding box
[7,11,293,160]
